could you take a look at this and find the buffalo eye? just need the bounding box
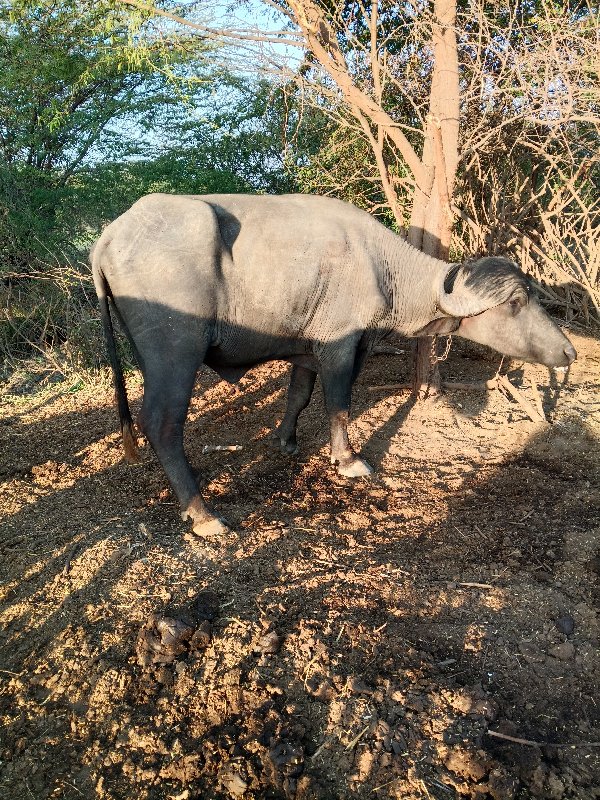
[508,297,523,316]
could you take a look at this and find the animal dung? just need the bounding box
[555,614,575,636]
[257,630,282,654]
[135,614,210,667]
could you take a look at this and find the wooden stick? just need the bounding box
[201,444,243,454]
[458,581,494,589]
[345,725,370,750]
[62,542,83,576]
[496,375,546,423]
[370,777,400,793]
[372,345,406,356]
[529,381,546,421]
[311,739,331,760]
[367,375,549,423]
[487,730,548,746]
[367,382,412,392]
[368,379,497,392]
[443,379,498,391]
[487,730,600,748]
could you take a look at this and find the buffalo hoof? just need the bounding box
[271,432,300,456]
[336,457,374,478]
[190,516,231,540]
[280,439,300,456]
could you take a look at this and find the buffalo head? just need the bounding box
[437,257,576,370]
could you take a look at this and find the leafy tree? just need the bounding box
[0,10,313,369]
[0,0,210,272]
[75,79,308,231]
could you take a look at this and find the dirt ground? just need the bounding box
[1,330,599,800]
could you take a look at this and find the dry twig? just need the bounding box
[487,730,600,748]
[496,374,546,423]
[345,725,370,751]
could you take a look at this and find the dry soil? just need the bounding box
[1,332,599,799]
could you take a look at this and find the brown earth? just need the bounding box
[1,331,599,800]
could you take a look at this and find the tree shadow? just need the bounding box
[84,410,596,799]
[1,320,596,797]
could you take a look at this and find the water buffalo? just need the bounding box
[92,193,576,537]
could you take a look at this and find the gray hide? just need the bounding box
[92,193,576,537]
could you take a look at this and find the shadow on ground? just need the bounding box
[1,333,599,799]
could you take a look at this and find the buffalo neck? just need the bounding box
[376,228,446,335]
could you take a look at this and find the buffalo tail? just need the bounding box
[91,259,141,463]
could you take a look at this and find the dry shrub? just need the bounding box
[0,262,110,384]
[456,140,599,326]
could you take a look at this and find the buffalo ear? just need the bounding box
[415,317,461,336]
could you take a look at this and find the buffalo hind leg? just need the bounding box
[319,347,373,478]
[273,365,317,455]
[137,366,228,538]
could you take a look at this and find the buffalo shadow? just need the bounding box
[0,313,591,798]
[2,411,594,798]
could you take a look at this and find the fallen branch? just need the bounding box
[371,345,406,356]
[530,381,546,420]
[367,382,412,392]
[458,582,494,589]
[345,725,370,750]
[62,542,83,576]
[368,379,497,392]
[487,730,600,748]
[201,444,243,454]
[311,738,331,760]
[496,374,546,423]
[443,380,498,391]
[368,375,549,426]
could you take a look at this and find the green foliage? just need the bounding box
[74,80,306,231]
[0,1,312,373]
[0,1,306,275]
[294,117,401,230]
[0,2,305,373]
[0,0,211,273]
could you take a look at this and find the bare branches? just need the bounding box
[117,0,305,48]
[286,0,427,188]
[109,0,598,324]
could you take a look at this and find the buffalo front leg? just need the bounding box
[137,367,228,538]
[274,365,317,455]
[319,349,373,478]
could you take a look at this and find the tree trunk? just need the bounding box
[285,0,459,398]
[409,0,460,398]
[410,182,443,397]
